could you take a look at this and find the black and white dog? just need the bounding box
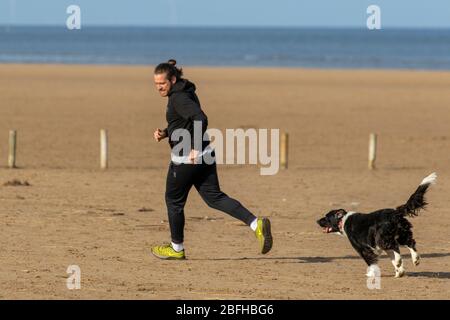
[317,173,437,278]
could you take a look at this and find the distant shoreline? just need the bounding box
[3,63,450,75]
[2,62,450,73]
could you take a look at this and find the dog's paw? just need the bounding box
[412,254,420,266]
[395,267,406,278]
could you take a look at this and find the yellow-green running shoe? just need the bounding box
[255,218,273,254]
[151,244,186,260]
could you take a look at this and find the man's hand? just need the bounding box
[189,149,200,164]
[154,128,167,142]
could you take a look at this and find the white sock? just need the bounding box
[250,218,258,231]
[171,242,184,252]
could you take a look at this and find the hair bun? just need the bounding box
[168,59,177,66]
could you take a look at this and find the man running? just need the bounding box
[151,59,272,259]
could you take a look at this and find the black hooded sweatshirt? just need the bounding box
[164,79,210,157]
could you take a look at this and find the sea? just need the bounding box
[1,26,450,70]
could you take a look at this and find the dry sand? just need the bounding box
[0,64,449,299]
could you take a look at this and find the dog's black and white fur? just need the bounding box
[317,173,437,278]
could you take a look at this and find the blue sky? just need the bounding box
[0,0,449,28]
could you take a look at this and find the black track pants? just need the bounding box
[165,161,257,244]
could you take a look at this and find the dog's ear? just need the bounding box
[336,209,347,219]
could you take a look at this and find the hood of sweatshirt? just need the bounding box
[168,79,196,96]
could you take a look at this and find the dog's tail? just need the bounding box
[395,172,437,217]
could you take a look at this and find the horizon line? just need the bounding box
[1,24,450,30]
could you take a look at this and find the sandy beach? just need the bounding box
[0,64,449,299]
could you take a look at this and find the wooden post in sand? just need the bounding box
[8,130,17,168]
[368,133,377,170]
[280,132,289,169]
[100,129,108,170]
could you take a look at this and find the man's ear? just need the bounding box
[171,76,177,85]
